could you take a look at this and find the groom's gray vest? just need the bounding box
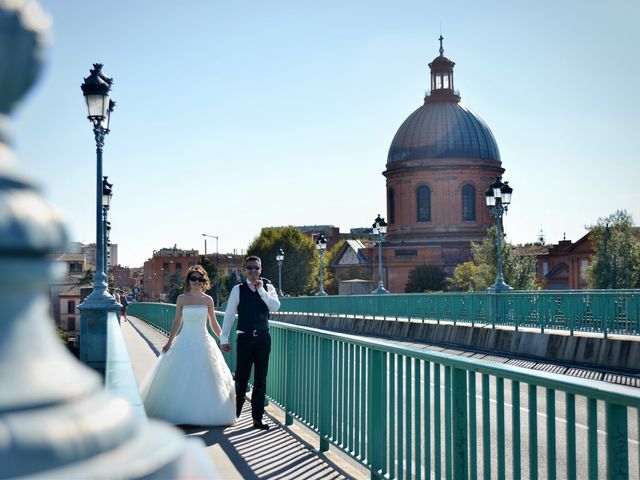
[237,278,272,333]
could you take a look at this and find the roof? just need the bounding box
[331,240,370,267]
[49,253,85,262]
[387,101,501,164]
[60,284,83,296]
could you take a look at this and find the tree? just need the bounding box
[405,264,447,292]
[199,256,229,305]
[166,272,184,304]
[247,227,317,296]
[451,226,539,291]
[323,239,345,295]
[450,261,482,291]
[585,210,640,289]
[77,268,94,286]
[223,269,243,303]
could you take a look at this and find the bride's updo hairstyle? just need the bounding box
[185,265,211,292]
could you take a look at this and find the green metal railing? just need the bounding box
[266,321,639,480]
[279,290,640,337]
[128,302,639,479]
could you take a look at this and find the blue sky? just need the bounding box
[12,0,640,267]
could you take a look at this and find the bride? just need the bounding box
[141,265,236,426]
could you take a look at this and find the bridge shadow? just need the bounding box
[179,405,354,479]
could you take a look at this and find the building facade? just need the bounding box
[536,233,593,289]
[141,247,245,302]
[378,38,504,292]
[142,248,200,302]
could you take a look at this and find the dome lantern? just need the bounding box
[426,35,460,104]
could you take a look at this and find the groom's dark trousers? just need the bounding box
[235,330,271,420]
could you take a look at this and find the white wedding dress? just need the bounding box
[141,305,236,426]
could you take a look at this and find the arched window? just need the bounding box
[417,185,431,222]
[388,188,395,224]
[462,184,476,221]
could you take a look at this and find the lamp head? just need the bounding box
[102,176,113,208]
[484,186,495,207]
[372,214,387,234]
[81,63,112,127]
[489,176,504,199]
[315,234,327,251]
[500,181,513,205]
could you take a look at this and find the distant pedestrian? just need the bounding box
[119,290,128,322]
[109,288,122,324]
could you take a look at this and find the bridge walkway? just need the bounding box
[121,315,367,480]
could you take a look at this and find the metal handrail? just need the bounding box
[128,302,640,479]
[278,290,640,337]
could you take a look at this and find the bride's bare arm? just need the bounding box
[207,297,222,338]
[163,297,184,352]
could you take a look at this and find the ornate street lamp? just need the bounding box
[485,176,514,292]
[79,64,116,303]
[78,63,120,369]
[371,214,389,294]
[275,248,284,297]
[315,234,328,296]
[202,233,220,306]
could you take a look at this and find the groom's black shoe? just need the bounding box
[252,419,269,431]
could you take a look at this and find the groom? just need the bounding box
[220,255,280,430]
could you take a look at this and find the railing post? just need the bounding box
[606,403,629,479]
[367,348,386,479]
[452,367,468,480]
[284,329,294,426]
[319,337,332,452]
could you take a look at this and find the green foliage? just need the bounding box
[585,210,640,289]
[451,226,539,291]
[224,270,243,296]
[247,226,317,296]
[451,262,480,292]
[323,239,346,295]
[199,256,230,305]
[77,268,94,285]
[166,272,184,304]
[55,326,69,344]
[405,264,447,292]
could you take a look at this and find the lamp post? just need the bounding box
[371,214,389,294]
[202,233,220,306]
[102,176,112,276]
[485,176,514,292]
[276,248,284,296]
[315,234,328,296]
[78,64,120,370]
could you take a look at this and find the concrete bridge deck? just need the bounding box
[121,315,367,479]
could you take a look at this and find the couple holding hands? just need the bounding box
[141,255,280,431]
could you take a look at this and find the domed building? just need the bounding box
[379,37,505,292]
